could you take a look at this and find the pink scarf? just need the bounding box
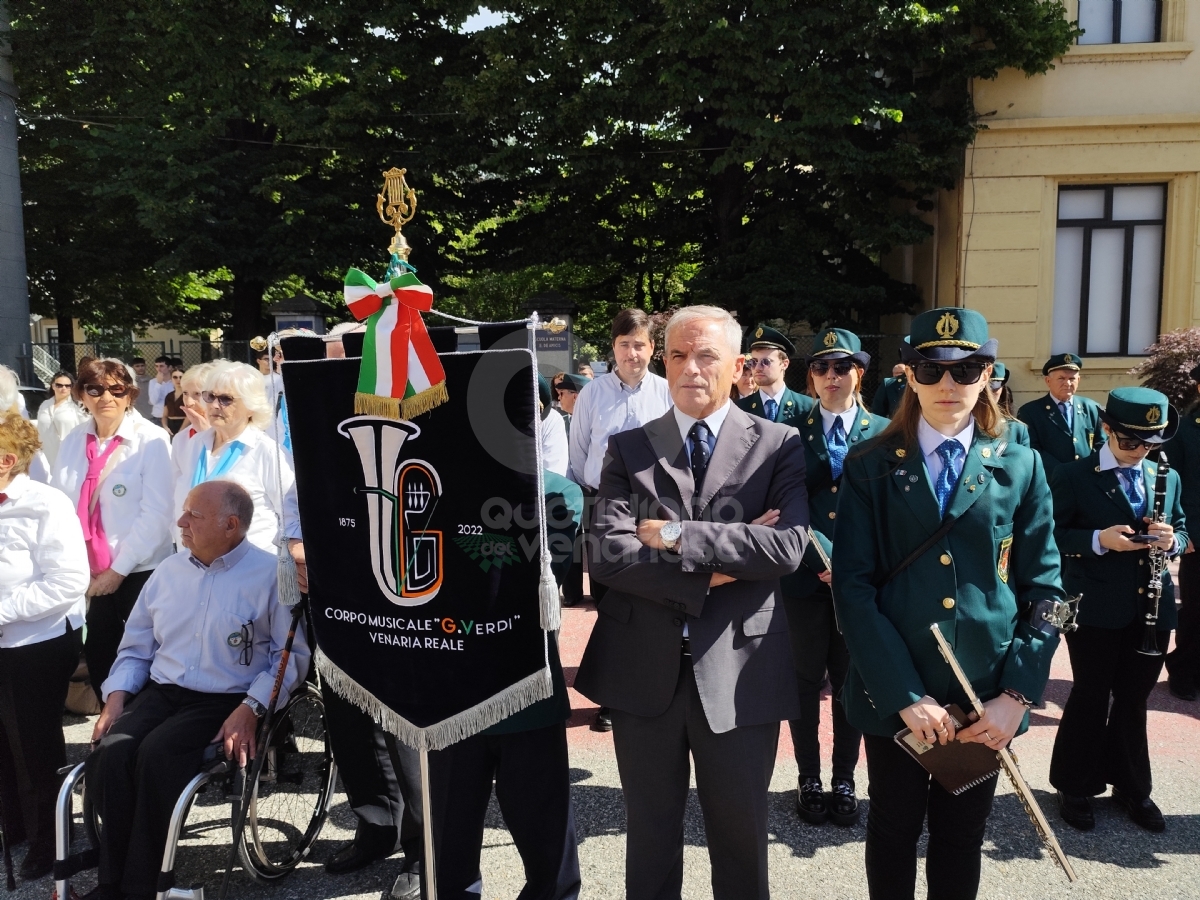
[77,432,124,575]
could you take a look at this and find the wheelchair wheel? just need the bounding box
[237,682,337,882]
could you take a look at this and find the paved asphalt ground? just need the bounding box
[18,602,1200,900]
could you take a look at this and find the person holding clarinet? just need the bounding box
[832,308,1064,900]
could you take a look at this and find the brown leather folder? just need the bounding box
[893,704,1002,795]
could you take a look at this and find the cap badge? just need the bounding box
[1146,406,1162,425]
[935,312,960,339]
[755,327,764,338]
[823,331,838,348]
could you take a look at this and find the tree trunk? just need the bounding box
[55,293,76,372]
[229,270,268,340]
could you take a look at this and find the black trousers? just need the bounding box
[611,659,778,900]
[783,590,861,784]
[321,683,422,863]
[86,682,243,895]
[0,624,82,852]
[1167,550,1200,684]
[863,733,998,900]
[1049,620,1168,800]
[85,569,154,704]
[429,723,580,900]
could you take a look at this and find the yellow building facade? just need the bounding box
[894,0,1200,407]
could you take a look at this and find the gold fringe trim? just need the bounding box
[354,392,402,420]
[401,381,449,420]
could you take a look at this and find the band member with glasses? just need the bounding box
[736,324,813,424]
[1049,388,1184,834]
[1165,364,1200,702]
[35,369,88,467]
[833,308,1063,900]
[86,480,309,900]
[54,358,174,703]
[1018,353,1105,479]
[174,361,300,554]
[786,329,887,828]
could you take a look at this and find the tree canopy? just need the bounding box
[13,0,1077,346]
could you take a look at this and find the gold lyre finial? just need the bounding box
[377,167,418,261]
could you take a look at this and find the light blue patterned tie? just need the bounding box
[764,397,778,421]
[1059,401,1073,431]
[827,418,848,480]
[934,440,964,518]
[1120,467,1145,518]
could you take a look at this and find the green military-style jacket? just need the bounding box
[736,387,813,427]
[1049,452,1186,631]
[784,404,889,600]
[832,430,1063,737]
[1004,417,1031,449]
[871,376,907,418]
[1166,408,1200,544]
[1017,393,1105,479]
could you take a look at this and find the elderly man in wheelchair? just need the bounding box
[79,480,310,900]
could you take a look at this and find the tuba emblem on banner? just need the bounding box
[338,416,444,606]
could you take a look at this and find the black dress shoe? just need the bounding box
[592,707,613,732]
[326,838,393,875]
[78,886,122,900]
[828,778,860,827]
[797,777,828,825]
[385,868,422,900]
[1168,673,1197,702]
[1056,791,1095,831]
[18,839,54,880]
[1112,787,1166,833]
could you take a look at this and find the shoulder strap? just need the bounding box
[877,439,1009,587]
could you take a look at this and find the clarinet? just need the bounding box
[1137,450,1170,657]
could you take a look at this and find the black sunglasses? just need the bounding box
[1113,434,1159,452]
[909,361,987,386]
[202,391,238,408]
[52,381,73,389]
[82,383,132,398]
[809,360,856,377]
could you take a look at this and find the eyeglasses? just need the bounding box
[82,383,132,398]
[1114,434,1159,452]
[809,360,855,377]
[747,357,776,368]
[52,382,73,390]
[988,380,1004,391]
[909,361,987,386]
[202,391,238,407]
[238,621,254,666]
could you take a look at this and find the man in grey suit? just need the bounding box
[575,305,808,900]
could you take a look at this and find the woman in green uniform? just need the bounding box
[832,308,1063,900]
[784,328,888,827]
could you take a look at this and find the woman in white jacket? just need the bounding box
[35,370,89,467]
[0,416,90,879]
[53,359,173,703]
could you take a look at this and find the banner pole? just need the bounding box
[420,748,438,900]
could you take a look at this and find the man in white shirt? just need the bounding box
[147,356,174,424]
[85,480,309,900]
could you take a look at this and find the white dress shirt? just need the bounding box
[0,474,89,647]
[53,410,175,575]
[568,370,673,489]
[917,416,975,487]
[818,403,858,439]
[27,451,51,485]
[175,424,300,553]
[149,378,174,419]
[102,539,309,709]
[36,398,89,468]
[540,408,569,477]
[673,399,731,447]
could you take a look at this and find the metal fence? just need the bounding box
[27,340,256,384]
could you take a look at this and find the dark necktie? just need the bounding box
[689,421,711,491]
[0,493,7,505]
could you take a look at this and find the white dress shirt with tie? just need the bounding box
[568,370,672,489]
[102,539,310,709]
[917,417,974,487]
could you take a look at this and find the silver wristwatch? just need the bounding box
[242,697,267,718]
[660,521,682,551]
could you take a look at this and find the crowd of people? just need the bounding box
[0,300,1194,900]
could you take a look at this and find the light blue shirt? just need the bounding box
[102,539,309,709]
[568,370,673,489]
[1058,399,1074,431]
[917,416,974,491]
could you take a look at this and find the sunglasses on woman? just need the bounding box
[202,391,238,407]
[82,383,132,398]
[52,381,73,390]
[909,361,987,386]
[1113,434,1159,452]
[809,360,855,377]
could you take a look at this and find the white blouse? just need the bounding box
[53,410,175,576]
[175,423,301,553]
[0,474,89,647]
[36,398,89,468]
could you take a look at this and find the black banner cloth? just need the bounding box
[283,347,555,750]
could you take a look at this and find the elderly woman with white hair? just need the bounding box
[175,361,299,553]
[0,365,53,483]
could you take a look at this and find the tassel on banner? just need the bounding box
[354,392,403,419]
[539,556,561,632]
[277,544,302,608]
[401,381,449,420]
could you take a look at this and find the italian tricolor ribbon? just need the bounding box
[344,267,449,420]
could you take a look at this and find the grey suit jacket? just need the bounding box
[574,404,809,734]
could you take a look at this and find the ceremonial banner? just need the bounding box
[284,346,555,750]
